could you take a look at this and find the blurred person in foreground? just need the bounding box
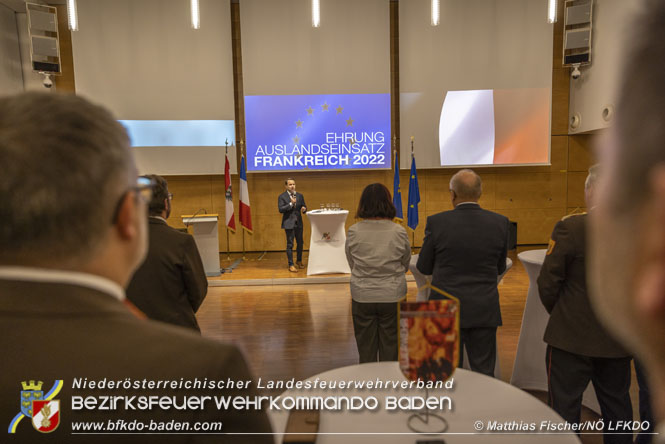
[0,92,271,443]
[126,174,208,332]
[345,183,411,363]
[538,165,632,444]
[588,0,665,442]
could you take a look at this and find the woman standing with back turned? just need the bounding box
[345,183,411,363]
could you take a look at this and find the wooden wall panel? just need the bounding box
[500,208,567,244]
[550,136,569,172]
[552,68,571,136]
[566,171,588,209]
[569,134,595,172]
[495,173,567,209]
[168,177,214,229]
[54,5,76,93]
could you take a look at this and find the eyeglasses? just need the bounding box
[167,192,174,200]
[110,176,156,224]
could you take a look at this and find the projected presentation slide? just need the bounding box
[119,120,235,147]
[438,88,550,166]
[244,94,391,172]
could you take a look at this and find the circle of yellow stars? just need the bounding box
[292,100,355,145]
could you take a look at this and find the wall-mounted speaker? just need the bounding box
[26,2,61,74]
[563,0,593,67]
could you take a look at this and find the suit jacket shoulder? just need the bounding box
[418,204,509,328]
[0,280,272,442]
[126,218,208,331]
[539,214,629,357]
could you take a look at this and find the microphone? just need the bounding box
[184,208,207,228]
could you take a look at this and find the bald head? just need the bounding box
[449,169,482,205]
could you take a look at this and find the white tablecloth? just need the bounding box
[306,210,351,275]
[511,249,600,413]
[269,362,581,444]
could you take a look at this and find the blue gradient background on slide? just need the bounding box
[245,94,391,171]
[119,120,235,147]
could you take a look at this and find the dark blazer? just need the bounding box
[278,191,307,229]
[537,214,629,358]
[126,218,207,332]
[417,203,510,328]
[0,278,272,443]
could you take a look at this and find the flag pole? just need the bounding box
[393,134,400,226]
[240,140,246,261]
[410,136,416,251]
[225,140,231,262]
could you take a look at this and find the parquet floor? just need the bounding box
[198,247,639,444]
[203,248,529,381]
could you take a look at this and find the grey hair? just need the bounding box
[0,92,134,264]
[449,169,482,200]
[585,164,600,190]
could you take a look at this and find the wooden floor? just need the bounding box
[198,247,638,444]
[204,247,530,381]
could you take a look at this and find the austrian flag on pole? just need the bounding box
[225,153,236,232]
[239,154,253,233]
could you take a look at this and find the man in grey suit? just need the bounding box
[417,169,510,376]
[278,178,307,272]
[0,93,271,442]
[126,174,208,332]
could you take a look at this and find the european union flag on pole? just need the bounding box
[407,154,420,230]
[393,152,403,221]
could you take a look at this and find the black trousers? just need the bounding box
[634,360,654,444]
[546,345,632,444]
[351,300,398,363]
[284,225,303,265]
[458,327,497,377]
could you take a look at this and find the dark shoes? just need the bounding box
[296,262,305,269]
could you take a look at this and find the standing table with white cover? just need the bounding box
[511,249,600,412]
[305,210,351,275]
[268,362,581,444]
[181,214,221,277]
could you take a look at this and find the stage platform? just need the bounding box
[209,251,418,287]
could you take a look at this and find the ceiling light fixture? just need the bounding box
[67,0,78,31]
[191,0,200,29]
[548,0,557,23]
[431,0,440,26]
[312,0,320,28]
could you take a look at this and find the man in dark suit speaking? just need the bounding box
[126,174,208,332]
[417,169,510,376]
[0,93,271,442]
[278,178,307,272]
